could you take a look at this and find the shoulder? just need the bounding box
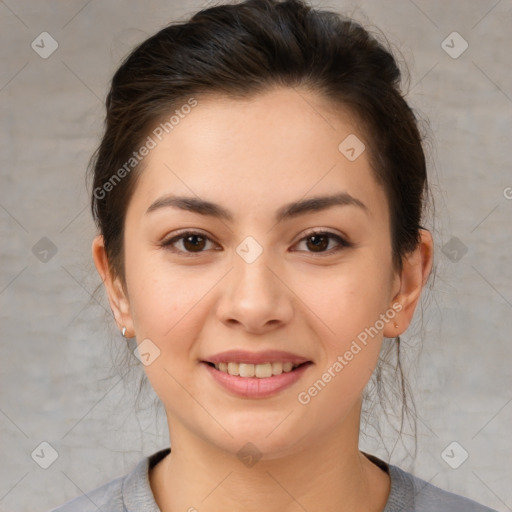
[386,462,498,512]
[46,474,125,512]
[47,448,170,512]
[50,476,126,512]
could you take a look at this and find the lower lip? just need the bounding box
[201,362,313,399]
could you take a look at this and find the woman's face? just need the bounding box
[97,87,409,459]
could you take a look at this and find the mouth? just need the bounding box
[200,359,313,398]
[202,360,312,378]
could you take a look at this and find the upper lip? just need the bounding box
[203,350,312,365]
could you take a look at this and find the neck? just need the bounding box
[150,402,390,512]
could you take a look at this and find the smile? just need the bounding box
[201,361,313,399]
[210,361,303,378]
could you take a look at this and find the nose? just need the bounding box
[216,250,294,334]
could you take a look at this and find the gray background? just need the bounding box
[1,0,511,511]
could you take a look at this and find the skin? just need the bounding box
[92,86,433,512]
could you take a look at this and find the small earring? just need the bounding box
[121,327,127,337]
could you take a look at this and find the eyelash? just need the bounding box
[159,229,352,257]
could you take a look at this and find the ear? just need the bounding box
[92,234,134,338]
[383,229,434,338]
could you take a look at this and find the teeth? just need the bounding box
[214,361,300,378]
[271,362,283,375]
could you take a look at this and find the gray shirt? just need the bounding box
[48,448,497,512]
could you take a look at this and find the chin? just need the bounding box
[205,423,311,462]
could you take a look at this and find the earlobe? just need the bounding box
[383,229,434,338]
[91,234,134,336]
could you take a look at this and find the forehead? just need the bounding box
[127,87,388,223]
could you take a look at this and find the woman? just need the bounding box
[50,0,497,510]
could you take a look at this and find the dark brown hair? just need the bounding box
[88,0,433,454]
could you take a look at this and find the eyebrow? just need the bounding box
[145,192,369,223]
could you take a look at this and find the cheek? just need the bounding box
[295,270,389,418]
[293,257,391,341]
[124,257,217,407]
[294,257,391,403]
[125,243,214,340]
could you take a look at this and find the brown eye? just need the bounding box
[294,231,352,255]
[161,229,351,257]
[161,231,217,255]
[305,234,330,252]
[182,234,207,252]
